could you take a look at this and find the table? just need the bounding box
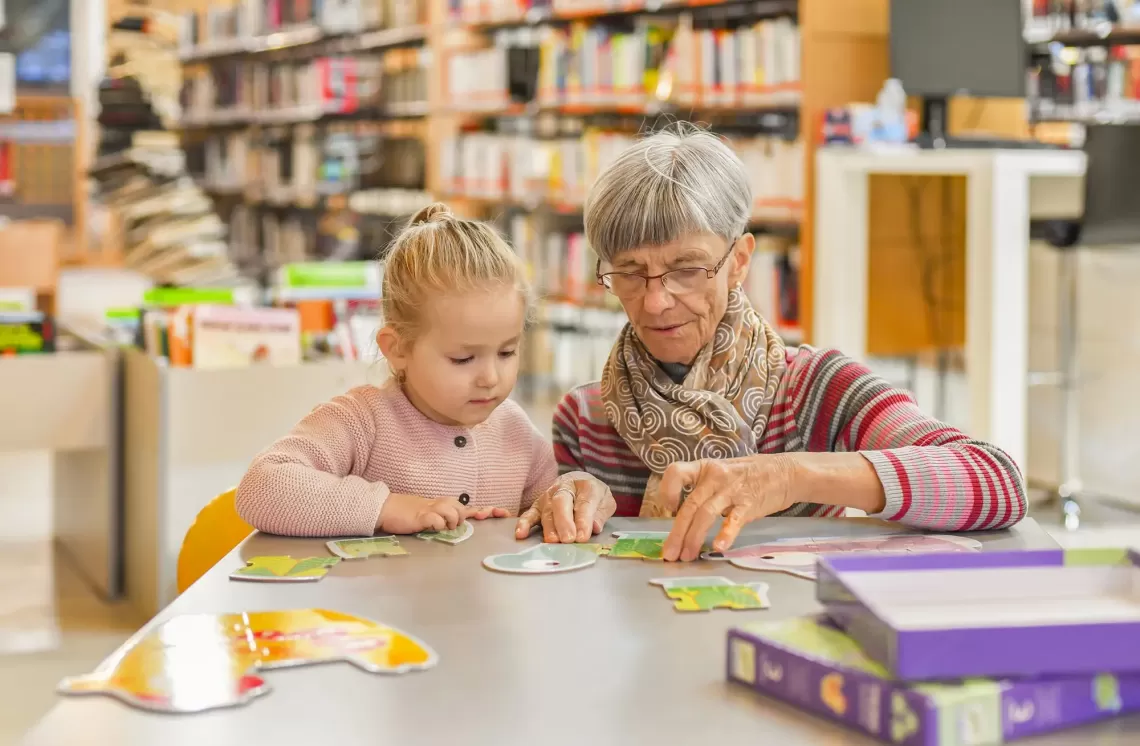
[814,147,1086,476]
[23,517,1140,745]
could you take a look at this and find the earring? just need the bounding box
[394,369,407,385]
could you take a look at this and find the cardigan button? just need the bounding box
[454,436,467,448]
[459,493,471,505]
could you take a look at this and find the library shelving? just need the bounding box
[156,0,895,346]
[171,1,433,284]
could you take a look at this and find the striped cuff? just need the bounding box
[858,450,908,522]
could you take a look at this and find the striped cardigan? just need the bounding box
[552,346,1027,531]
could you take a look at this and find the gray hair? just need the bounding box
[584,124,752,262]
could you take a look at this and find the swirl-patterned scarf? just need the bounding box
[600,287,788,517]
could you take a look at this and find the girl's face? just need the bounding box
[380,286,526,427]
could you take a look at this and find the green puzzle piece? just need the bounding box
[662,585,767,612]
[607,532,711,561]
[231,556,341,581]
[609,537,666,560]
[651,576,771,612]
[573,544,612,556]
[415,521,473,545]
[327,537,408,559]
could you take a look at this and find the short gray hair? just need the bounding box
[584,124,752,262]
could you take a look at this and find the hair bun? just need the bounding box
[410,202,453,227]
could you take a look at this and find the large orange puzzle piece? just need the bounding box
[58,609,437,713]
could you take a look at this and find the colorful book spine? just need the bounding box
[727,617,1140,746]
[0,312,54,354]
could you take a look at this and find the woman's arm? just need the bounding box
[236,390,390,537]
[785,348,1028,531]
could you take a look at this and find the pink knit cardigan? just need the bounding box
[236,383,558,537]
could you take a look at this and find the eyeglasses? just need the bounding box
[596,240,738,299]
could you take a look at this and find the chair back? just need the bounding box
[176,487,253,594]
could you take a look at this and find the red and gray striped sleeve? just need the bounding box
[784,347,1028,531]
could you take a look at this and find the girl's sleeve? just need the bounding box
[235,389,390,537]
[521,421,558,514]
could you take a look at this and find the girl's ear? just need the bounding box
[376,326,408,373]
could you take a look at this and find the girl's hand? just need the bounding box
[468,507,510,521]
[377,493,470,534]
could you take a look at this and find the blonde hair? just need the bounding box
[381,203,531,339]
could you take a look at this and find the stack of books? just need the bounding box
[94,17,238,286]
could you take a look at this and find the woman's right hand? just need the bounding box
[515,471,617,543]
[377,493,474,534]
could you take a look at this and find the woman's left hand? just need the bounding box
[657,455,795,561]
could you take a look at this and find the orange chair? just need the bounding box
[176,487,254,594]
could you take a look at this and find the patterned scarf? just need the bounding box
[600,288,788,517]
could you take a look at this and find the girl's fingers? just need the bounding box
[436,502,461,530]
[421,512,446,532]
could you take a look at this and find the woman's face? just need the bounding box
[606,232,753,364]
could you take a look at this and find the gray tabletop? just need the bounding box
[22,517,1140,745]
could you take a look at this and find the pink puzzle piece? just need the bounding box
[702,534,982,579]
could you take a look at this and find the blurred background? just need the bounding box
[2,0,1140,741]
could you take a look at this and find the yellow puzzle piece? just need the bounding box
[58,609,437,713]
[230,556,341,582]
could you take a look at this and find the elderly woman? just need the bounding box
[514,126,1027,561]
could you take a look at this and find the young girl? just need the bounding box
[236,203,558,537]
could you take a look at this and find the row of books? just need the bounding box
[180,0,428,54]
[122,269,386,367]
[181,45,429,125]
[743,235,801,341]
[446,1,775,26]
[507,216,611,307]
[192,129,426,205]
[447,16,801,110]
[1024,0,1140,35]
[1030,45,1140,122]
[225,201,420,277]
[442,130,804,218]
[524,302,628,400]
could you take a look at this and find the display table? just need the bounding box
[24,516,1138,745]
[814,147,1086,477]
[0,344,121,609]
[121,349,372,618]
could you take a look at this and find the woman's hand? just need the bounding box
[657,456,795,561]
[515,471,617,543]
[378,493,490,534]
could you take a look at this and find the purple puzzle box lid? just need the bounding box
[816,548,1140,681]
[726,615,1140,746]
